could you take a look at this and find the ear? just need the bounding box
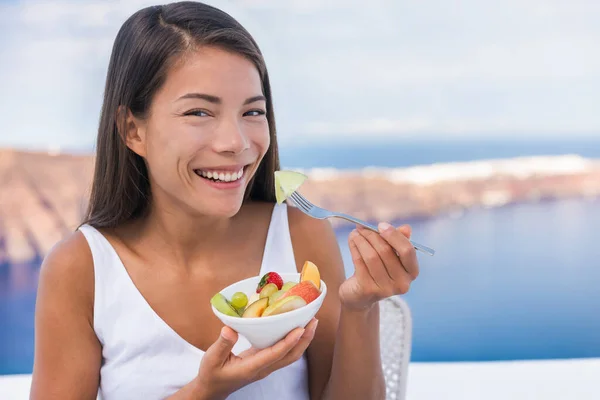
[117,106,147,158]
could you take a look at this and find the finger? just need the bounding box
[348,229,375,283]
[351,229,393,293]
[237,326,305,374]
[399,225,411,239]
[378,223,419,279]
[256,319,318,379]
[204,326,238,368]
[356,226,412,286]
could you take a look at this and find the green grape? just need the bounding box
[231,292,248,309]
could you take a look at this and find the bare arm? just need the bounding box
[289,208,385,400]
[323,305,385,400]
[30,232,102,399]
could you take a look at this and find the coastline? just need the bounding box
[0,148,598,265]
[294,154,600,227]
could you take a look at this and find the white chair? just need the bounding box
[380,296,413,400]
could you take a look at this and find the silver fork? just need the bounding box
[288,191,435,256]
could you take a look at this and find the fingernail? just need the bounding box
[378,222,394,233]
[220,327,235,342]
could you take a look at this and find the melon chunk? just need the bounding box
[274,170,308,204]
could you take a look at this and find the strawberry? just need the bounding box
[256,271,284,293]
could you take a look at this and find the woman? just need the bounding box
[30,2,420,399]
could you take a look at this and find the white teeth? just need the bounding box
[196,167,246,182]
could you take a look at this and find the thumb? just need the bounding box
[204,326,238,367]
[398,224,412,239]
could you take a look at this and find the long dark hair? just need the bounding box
[82,1,279,229]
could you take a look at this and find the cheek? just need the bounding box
[144,140,177,185]
[150,119,212,150]
[144,124,205,183]
[250,123,271,156]
[149,115,215,155]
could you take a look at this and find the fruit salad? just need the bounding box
[210,261,322,318]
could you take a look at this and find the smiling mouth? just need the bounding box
[193,166,248,183]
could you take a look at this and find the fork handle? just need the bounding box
[333,212,436,256]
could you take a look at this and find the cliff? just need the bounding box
[0,149,94,265]
[0,149,598,266]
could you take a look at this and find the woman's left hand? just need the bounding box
[339,222,420,311]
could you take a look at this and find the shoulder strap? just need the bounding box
[77,224,129,342]
[259,203,298,275]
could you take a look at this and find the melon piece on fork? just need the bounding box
[274,170,308,204]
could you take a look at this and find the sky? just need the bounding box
[0,0,599,151]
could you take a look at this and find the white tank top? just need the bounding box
[78,203,309,400]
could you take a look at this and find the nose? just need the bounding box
[212,117,250,155]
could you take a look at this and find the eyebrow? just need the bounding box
[177,93,266,105]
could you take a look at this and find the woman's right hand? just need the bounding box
[194,318,319,400]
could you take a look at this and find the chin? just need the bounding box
[218,202,244,218]
[196,197,245,218]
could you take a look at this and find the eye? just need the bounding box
[244,109,266,117]
[183,109,211,117]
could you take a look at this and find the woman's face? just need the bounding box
[128,46,270,218]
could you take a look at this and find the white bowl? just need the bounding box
[211,272,327,349]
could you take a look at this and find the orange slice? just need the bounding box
[300,260,321,290]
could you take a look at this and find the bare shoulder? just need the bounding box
[39,230,95,308]
[287,204,345,277]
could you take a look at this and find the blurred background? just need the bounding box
[1,0,599,381]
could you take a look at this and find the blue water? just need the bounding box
[279,137,600,169]
[0,266,37,375]
[1,138,599,375]
[337,198,600,362]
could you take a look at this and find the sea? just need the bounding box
[1,138,600,375]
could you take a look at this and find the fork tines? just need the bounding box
[289,191,312,212]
